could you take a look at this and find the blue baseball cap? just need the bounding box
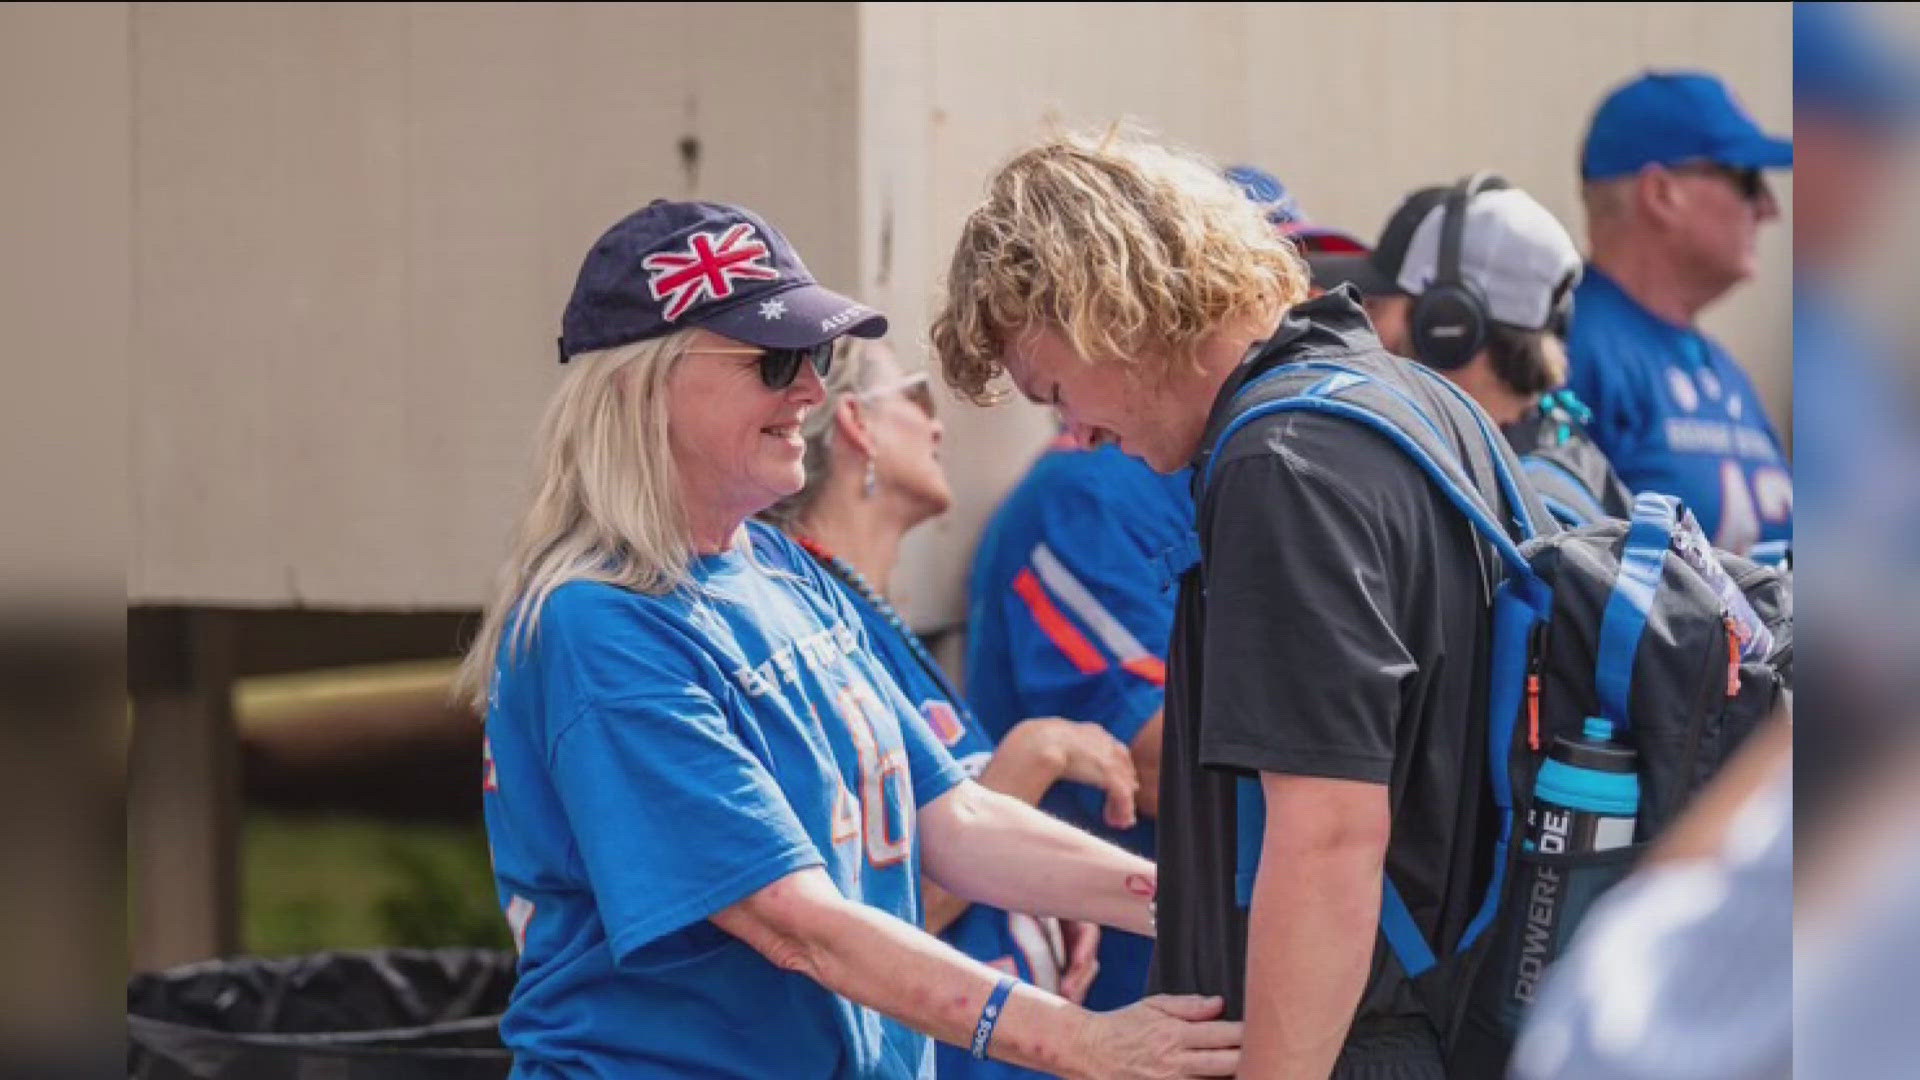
[558,199,886,362]
[1580,71,1793,180]
[1225,164,1307,227]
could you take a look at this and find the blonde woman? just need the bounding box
[931,134,1548,1079]
[457,199,1241,1080]
[758,334,1146,1079]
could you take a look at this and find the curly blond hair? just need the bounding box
[931,127,1309,404]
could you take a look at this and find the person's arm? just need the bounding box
[1239,774,1391,1079]
[921,718,1138,935]
[918,779,1158,937]
[712,867,1241,1080]
[996,472,1178,823]
[1129,708,1164,818]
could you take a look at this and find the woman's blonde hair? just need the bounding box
[930,126,1310,404]
[758,335,890,533]
[452,331,696,713]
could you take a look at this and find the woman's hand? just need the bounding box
[1057,919,1101,1004]
[1064,995,1243,1080]
[1044,719,1141,829]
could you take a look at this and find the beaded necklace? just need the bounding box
[794,534,975,726]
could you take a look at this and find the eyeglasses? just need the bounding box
[1670,161,1768,203]
[685,342,835,390]
[858,371,937,419]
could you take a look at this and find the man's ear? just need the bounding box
[833,396,877,459]
[1638,166,1687,230]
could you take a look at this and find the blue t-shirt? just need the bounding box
[1566,265,1792,554]
[965,441,1194,1009]
[482,522,966,1080]
[753,530,1063,1080]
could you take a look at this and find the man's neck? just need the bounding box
[1177,306,1284,459]
[797,481,907,597]
[1588,237,1723,328]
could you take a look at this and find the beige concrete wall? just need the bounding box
[1,3,131,605]
[882,0,1793,632]
[130,1,860,607]
[114,2,1792,618]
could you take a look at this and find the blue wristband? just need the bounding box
[969,975,1018,1060]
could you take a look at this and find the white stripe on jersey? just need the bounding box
[1030,542,1153,664]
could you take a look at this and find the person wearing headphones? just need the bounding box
[1310,174,1634,527]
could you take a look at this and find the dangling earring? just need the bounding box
[863,458,878,497]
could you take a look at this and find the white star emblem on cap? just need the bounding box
[759,299,787,320]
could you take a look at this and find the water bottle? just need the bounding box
[1505,719,1641,1023]
[1526,717,1641,854]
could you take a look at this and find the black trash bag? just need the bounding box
[127,948,517,1080]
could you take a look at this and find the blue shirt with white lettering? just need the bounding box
[751,529,1061,1080]
[1566,265,1792,553]
[481,522,965,1079]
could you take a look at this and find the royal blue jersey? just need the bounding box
[753,531,1065,1080]
[965,441,1194,1009]
[1566,265,1792,554]
[482,522,965,1080]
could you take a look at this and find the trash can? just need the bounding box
[127,948,517,1080]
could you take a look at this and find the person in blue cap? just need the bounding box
[1567,70,1794,557]
[455,198,1244,1079]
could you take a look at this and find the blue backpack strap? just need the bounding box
[1456,574,1553,955]
[1381,879,1438,978]
[1206,390,1538,582]
[1402,362,1550,541]
[1595,492,1681,733]
[1522,454,1610,529]
[1233,776,1265,908]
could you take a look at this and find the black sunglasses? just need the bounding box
[1673,161,1767,202]
[689,342,835,390]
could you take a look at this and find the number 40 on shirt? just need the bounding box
[826,682,915,869]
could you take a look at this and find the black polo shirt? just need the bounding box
[1149,290,1537,1050]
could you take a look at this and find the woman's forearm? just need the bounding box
[920,782,1156,937]
[922,721,1070,936]
[714,868,1093,1077]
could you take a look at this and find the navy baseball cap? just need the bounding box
[558,199,886,362]
[1581,71,1793,180]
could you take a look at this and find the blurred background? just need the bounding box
[5,1,1918,1076]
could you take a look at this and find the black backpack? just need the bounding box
[1199,357,1792,1072]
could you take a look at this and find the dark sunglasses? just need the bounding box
[688,342,835,390]
[1672,161,1767,202]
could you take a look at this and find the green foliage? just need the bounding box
[245,813,510,956]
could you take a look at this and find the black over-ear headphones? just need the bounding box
[1409,171,1507,371]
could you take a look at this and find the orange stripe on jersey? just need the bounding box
[1121,655,1167,687]
[1013,568,1109,675]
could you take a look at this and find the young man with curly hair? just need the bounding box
[932,132,1549,1079]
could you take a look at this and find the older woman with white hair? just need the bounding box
[455,199,1241,1080]
[758,333,1147,1079]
